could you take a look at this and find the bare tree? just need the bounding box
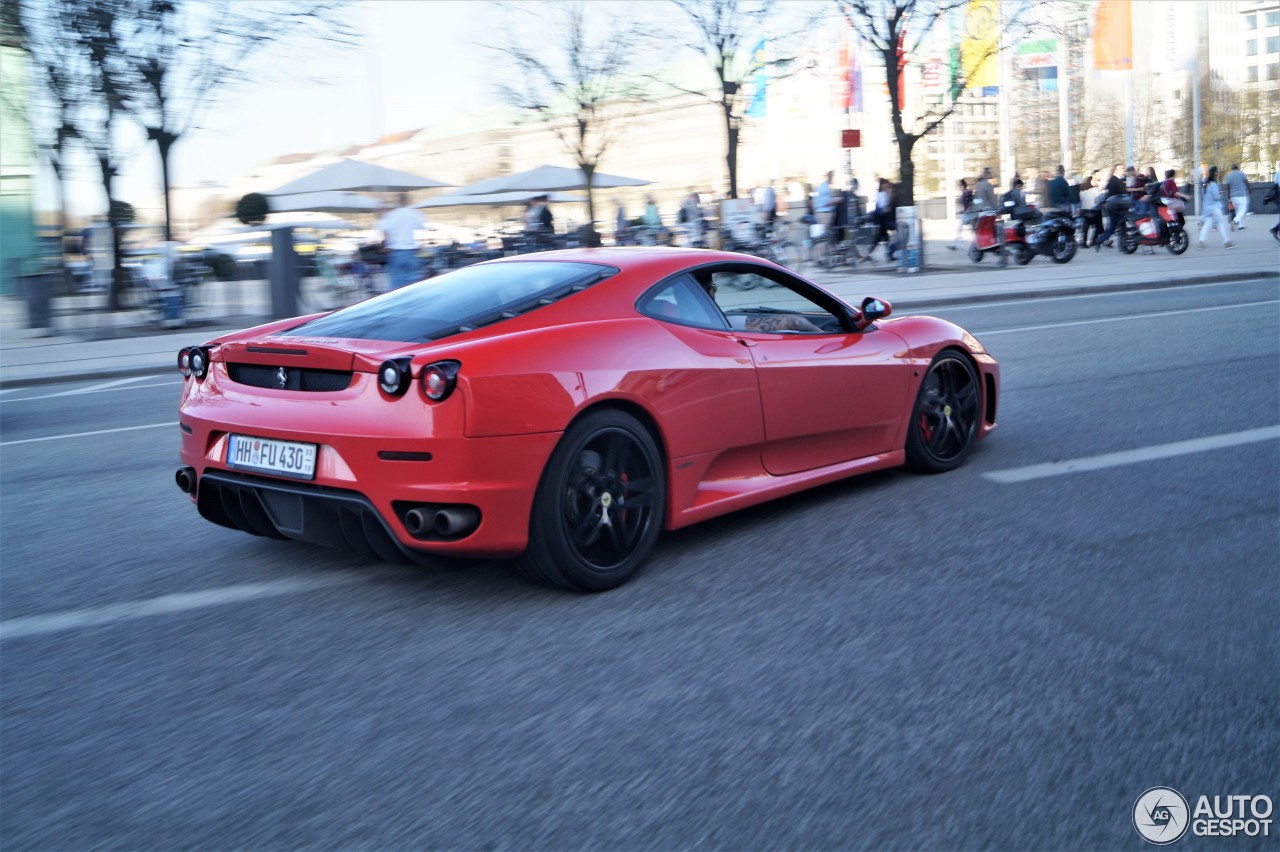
[68,0,140,308]
[492,1,647,225]
[663,0,816,198]
[16,0,96,258]
[834,0,1054,208]
[121,0,356,241]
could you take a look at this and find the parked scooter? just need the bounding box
[968,209,1008,266]
[1118,204,1189,255]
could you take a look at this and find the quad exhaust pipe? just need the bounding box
[404,505,480,538]
[175,466,197,494]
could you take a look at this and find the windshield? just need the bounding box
[280,260,615,342]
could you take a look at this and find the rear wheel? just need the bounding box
[1051,234,1078,263]
[518,410,665,591]
[1167,229,1189,255]
[1014,242,1033,265]
[967,242,982,263]
[905,351,982,474]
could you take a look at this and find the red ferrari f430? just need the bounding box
[177,248,999,590]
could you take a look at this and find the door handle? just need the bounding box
[736,338,757,347]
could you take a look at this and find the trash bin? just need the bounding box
[21,273,52,330]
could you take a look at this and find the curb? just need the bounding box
[1,270,1275,391]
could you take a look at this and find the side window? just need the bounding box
[696,267,845,334]
[637,273,728,330]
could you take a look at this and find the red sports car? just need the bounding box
[176,248,999,590]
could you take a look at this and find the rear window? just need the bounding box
[281,260,615,342]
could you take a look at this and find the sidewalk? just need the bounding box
[2,221,1276,389]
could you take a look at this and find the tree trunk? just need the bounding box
[96,155,124,311]
[897,137,916,208]
[724,99,739,199]
[157,135,174,242]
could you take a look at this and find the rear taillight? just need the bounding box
[179,346,210,381]
[420,360,460,402]
[378,358,412,396]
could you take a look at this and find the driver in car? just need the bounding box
[699,278,824,333]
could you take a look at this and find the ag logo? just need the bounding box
[1134,787,1190,845]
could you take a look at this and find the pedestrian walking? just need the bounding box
[1198,166,1236,249]
[1268,167,1280,242]
[1225,164,1250,229]
[613,198,629,245]
[974,167,998,211]
[377,193,426,289]
[1048,165,1073,211]
[949,178,976,250]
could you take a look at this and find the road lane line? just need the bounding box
[983,426,1280,484]
[2,380,180,403]
[0,422,176,447]
[0,573,379,641]
[920,279,1278,311]
[973,299,1278,336]
[43,376,158,397]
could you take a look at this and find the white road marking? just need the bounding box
[922,278,1277,311]
[974,299,1278,336]
[983,426,1280,484]
[0,573,381,641]
[2,380,179,403]
[43,376,158,397]
[0,421,176,447]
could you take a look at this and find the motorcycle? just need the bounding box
[1118,204,1189,255]
[998,201,1079,265]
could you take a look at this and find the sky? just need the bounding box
[55,1,493,214]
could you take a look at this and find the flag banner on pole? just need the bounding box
[1093,0,1132,70]
[848,28,864,113]
[1152,1,1195,70]
[745,37,767,117]
[961,0,998,90]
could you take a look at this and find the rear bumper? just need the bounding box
[180,412,560,559]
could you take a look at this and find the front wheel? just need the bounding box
[1014,242,1032,265]
[1119,223,1139,254]
[967,242,983,263]
[1051,234,1078,263]
[905,351,982,474]
[518,410,665,591]
[1167,229,1189,255]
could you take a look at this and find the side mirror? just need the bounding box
[854,296,891,331]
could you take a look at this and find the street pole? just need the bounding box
[1057,4,1071,173]
[1192,0,1202,217]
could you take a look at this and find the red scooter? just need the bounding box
[968,210,1008,266]
[1118,205,1189,255]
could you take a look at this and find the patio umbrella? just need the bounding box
[268,191,385,214]
[415,190,588,209]
[265,158,451,195]
[450,164,651,196]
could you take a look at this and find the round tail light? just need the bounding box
[378,358,412,396]
[420,361,460,402]
[178,348,192,378]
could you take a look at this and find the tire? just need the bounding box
[1167,229,1189,255]
[1051,233,1077,264]
[1014,242,1032,265]
[967,242,982,263]
[517,409,665,591]
[1119,223,1139,254]
[905,351,982,474]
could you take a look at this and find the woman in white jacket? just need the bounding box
[1198,166,1236,250]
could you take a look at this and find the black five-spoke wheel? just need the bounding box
[905,351,982,473]
[519,410,665,591]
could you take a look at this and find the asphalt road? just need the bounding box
[2,278,1277,850]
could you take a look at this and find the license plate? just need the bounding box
[226,434,317,480]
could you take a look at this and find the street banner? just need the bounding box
[1152,1,1195,71]
[1093,0,1132,71]
[961,0,998,90]
[847,28,864,113]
